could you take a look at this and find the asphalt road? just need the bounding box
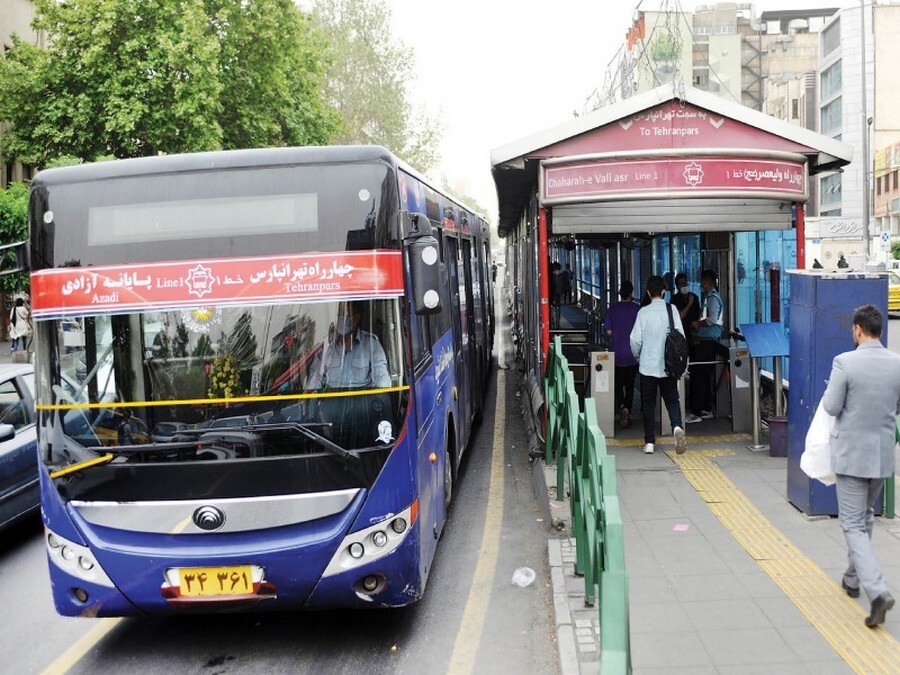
[0,302,559,675]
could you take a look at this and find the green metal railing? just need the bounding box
[545,336,631,674]
[888,416,900,520]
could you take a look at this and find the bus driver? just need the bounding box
[307,301,391,390]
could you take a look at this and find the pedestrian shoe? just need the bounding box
[619,407,630,428]
[643,443,655,454]
[865,592,895,627]
[685,413,703,424]
[674,426,687,455]
[841,579,860,599]
[700,410,714,420]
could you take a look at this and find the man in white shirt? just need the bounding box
[630,275,688,455]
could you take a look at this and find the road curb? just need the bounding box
[549,539,580,675]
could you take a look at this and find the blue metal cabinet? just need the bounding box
[787,272,888,515]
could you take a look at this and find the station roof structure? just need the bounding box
[491,84,853,236]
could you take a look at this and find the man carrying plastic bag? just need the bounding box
[819,303,900,627]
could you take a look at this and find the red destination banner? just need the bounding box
[542,156,807,203]
[31,250,405,319]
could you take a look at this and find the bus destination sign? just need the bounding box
[30,250,405,319]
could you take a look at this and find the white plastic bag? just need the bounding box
[801,400,836,485]
[511,567,536,588]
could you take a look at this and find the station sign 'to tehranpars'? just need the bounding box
[538,102,810,205]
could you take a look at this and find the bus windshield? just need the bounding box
[40,298,406,467]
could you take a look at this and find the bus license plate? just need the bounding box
[178,565,254,597]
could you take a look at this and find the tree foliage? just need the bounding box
[0,183,30,293]
[309,0,441,173]
[0,0,339,165]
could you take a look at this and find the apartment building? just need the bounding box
[0,0,43,188]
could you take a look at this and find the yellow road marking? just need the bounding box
[36,385,411,411]
[41,618,122,675]
[448,370,505,674]
[669,448,900,673]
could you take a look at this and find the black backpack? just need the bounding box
[664,303,689,379]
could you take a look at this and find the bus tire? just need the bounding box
[444,429,456,512]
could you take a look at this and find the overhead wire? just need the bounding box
[586,0,747,112]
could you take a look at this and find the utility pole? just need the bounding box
[861,0,870,261]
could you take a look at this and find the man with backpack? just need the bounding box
[629,275,688,455]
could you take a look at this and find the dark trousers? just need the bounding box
[640,373,682,444]
[689,339,718,415]
[615,364,638,413]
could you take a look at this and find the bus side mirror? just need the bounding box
[407,225,442,315]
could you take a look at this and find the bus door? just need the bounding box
[444,235,469,453]
[461,238,478,425]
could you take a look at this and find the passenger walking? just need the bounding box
[629,275,687,455]
[9,298,31,353]
[561,265,573,304]
[821,303,900,627]
[686,269,723,424]
[604,281,640,428]
[671,272,699,342]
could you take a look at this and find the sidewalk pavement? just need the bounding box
[0,338,31,366]
[536,415,900,674]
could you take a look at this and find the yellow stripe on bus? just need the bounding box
[35,385,411,412]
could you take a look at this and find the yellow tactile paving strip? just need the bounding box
[607,433,752,447]
[668,448,900,674]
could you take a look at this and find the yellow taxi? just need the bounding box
[889,271,900,312]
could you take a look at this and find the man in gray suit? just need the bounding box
[822,303,900,627]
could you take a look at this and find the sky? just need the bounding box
[387,0,861,220]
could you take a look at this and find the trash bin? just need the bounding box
[767,416,788,457]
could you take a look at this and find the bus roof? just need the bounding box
[32,145,399,186]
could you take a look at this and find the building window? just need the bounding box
[820,60,842,101]
[821,172,842,206]
[820,97,842,134]
[894,170,898,190]
[877,176,882,196]
[791,98,799,119]
[822,19,841,57]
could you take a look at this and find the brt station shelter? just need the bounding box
[491,84,855,466]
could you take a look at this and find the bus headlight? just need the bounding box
[45,529,114,588]
[322,501,417,578]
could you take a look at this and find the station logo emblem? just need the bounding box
[185,264,218,298]
[683,161,704,187]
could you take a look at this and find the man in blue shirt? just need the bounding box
[630,275,687,455]
[686,269,724,424]
[307,301,390,390]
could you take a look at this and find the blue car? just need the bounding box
[0,364,38,530]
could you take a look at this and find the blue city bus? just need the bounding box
[27,146,493,616]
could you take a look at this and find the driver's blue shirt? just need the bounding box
[308,330,390,389]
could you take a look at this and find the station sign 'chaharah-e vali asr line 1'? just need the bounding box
[541,156,807,204]
[30,250,405,319]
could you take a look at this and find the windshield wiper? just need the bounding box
[244,422,361,463]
